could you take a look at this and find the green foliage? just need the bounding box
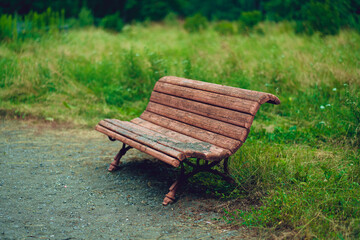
[214,20,236,35]
[163,12,178,26]
[0,8,65,41]
[78,7,94,27]
[265,0,303,21]
[100,12,124,32]
[184,13,208,33]
[0,14,17,41]
[2,0,360,35]
[124,0,174,21]
[299,1,341,36]
[239,10,262,29]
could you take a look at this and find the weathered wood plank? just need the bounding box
[153,82,260,115]
[129,118,232,161]
[159,76,280,105]
[146,102,249,141]
[98,120,186,161]
[108,119,231,161]
[150,91,254,129]
[95,125,180,167]
[140,111,243,151]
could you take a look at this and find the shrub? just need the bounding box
[214,20,236,35]
[0,14,17,41]
[164,12,178,26]
[0,8,65,41]
[78,7,94,27]
[66,17,80,28]
[20,8,65,39]
[240,11,262,29]
[295,20,314,35]
[184,13,208,33]
[100,12,124,32]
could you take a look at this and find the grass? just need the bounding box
[0,21,359,238]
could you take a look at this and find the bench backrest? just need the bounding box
[140,76,280,154]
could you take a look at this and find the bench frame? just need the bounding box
[96,76,280,205]
[107,141,234,205]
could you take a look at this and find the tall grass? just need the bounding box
[0,8,65,42]
[0,22,359,238]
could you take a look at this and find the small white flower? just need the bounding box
[326,104,331,107]
[320,105,325,109]
[332,88,337,91]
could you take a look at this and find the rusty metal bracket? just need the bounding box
[108,143,132,172]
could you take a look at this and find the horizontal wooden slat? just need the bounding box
[95,125,180,167]
[159,76,280,105]
[140,111,243,152]
[109,119,230,161]
[154,82,260,115]
[146,102,249,141]
[129,118,231,161]
[98,120,185,161]
[150,91,254,129]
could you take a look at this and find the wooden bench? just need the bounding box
[95,76,280,205]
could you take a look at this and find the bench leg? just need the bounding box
[108,143,132,172]
[162,180,180,206]
[163,158,235,205]
[163,163,185,206]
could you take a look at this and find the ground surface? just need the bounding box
[0,119,252,239]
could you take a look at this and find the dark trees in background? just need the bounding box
[0,0,359,34]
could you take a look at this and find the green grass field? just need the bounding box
[1,22,359,238]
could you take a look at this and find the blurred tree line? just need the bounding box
[0,0,359,37]
[1,0,359,24]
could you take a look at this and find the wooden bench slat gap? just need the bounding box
[107,119,230,161]
[140,111,243,152]
[106,119,187,153]
[99,120,186,161]
[153,89,258,116]
[150,91,254,128]
[159,77,267,104]
[145,103,249,142]
[100,121,184,160]
[145,106,248,142]
[126,119,232,160]
[153,82,260,115]
[95,125,180,167]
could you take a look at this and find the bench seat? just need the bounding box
[96,118,232,166]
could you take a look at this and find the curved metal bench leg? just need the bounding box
[163,163,185,206]
[223,157,229,174]
[163,158,236,205]
[108,143,132,172]
[163,180,180,206]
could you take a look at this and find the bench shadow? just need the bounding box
[107,159,235,203]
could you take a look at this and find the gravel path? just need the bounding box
[0,119,251,239]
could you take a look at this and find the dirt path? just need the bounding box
[0,119,252,239]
